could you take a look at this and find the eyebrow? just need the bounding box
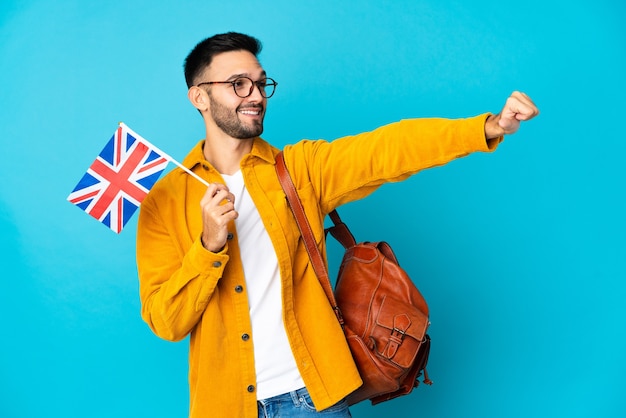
[226,70,267,81]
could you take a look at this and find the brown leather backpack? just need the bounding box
[276,152,432,406]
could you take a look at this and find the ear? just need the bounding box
[187,86,209,112]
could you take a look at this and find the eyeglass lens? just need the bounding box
[234,77,276,98]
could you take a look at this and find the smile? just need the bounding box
[238,108,262,116]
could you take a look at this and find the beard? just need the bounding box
[208,93,265,139]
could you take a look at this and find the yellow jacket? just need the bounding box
[136,114,501,418]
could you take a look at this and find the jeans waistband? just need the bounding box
[258,387,307,406]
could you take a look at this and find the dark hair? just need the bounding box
[183,32,263,88]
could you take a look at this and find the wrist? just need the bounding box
[201,234,225,253]
[484,114,505,140]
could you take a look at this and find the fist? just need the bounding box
[486,91,539,139]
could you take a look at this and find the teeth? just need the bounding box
[240,109,261,115]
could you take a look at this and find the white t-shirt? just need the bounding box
[222,170,305,400]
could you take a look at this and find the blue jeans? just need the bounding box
[257,387,351,417]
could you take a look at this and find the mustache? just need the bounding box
[237,104,264,112]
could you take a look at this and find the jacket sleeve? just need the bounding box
[136,189,230,342]
[283,114,502,214]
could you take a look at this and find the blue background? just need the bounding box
[1,1,624,417]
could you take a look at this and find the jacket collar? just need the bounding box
[181,137,277,172]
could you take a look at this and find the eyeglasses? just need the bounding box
[195,77,278,98]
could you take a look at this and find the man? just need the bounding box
[136,32,538,418]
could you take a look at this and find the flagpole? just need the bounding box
[120,122,211,188]
[168,159,211,188]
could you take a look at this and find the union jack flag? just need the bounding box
[67,123,170,233]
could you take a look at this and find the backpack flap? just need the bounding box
[373,295,430,369]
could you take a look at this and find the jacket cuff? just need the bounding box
[187,236,230,276]
[474,113,504,151]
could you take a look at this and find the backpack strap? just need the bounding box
[326,210,357,250]
[275,151,343,325]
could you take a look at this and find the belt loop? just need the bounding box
[290,389,301,406]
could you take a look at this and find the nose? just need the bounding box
[247,82,265,101]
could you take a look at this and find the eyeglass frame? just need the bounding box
[195,76,278,98]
